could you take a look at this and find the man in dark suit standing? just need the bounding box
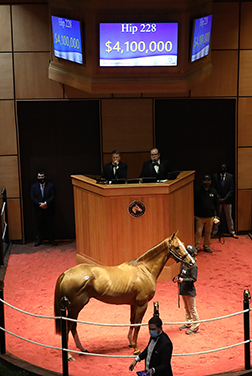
[140,148,172,181]
[101,150,127,181]
[129,316,173,376]
[212,163,238,238]
[31,171,57,246]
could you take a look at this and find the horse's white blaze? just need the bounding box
[83,276,89,280]
[178,239,195,265]
[178,239,186,251]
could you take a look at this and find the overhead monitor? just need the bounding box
[191,15,212,62]
[51,16,83,64]
[99,22,178,67]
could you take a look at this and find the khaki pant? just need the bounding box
[195,216,214,251]
[182,295,199,331]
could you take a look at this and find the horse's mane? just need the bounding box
[126,238,169,266]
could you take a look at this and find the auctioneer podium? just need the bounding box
[71,171,195,280]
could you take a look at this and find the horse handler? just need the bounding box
[175,245,200,335]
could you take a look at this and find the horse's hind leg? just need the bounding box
[128,305,137,347]
[70,319,89,354]
[131,303,148,355]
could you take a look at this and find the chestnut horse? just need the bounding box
[54,232,194,359]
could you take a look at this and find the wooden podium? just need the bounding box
[71,171,195,280]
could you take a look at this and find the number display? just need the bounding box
[51,16,83,65]
[191,15,212,62]
[99,23,178,67]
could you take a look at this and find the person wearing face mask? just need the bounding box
[129,316,173,376]
[212,163,238,239]
[30,170,57,246]
[194,174,220,253]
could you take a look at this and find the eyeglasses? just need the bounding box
[151,154,158,156]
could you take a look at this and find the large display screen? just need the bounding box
[99,23,178,67]
[191,15,212,62]
[51,16,83,64]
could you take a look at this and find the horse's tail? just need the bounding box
[54,272,68,335]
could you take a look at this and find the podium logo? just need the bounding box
[128,200,146,218]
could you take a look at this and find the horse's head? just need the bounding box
[168,232,195,268]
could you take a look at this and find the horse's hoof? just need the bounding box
[133,349,141,355]
[82,348,89,354]
[68,355,75,362]
[128,343,133,348]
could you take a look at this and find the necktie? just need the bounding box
[41,185,44,199]
[220,174,225,187]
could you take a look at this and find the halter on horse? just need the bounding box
[54,232,194,360]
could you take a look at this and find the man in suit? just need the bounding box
[129,316,173,376]
[140,148,172,181]
[212,162,238,238]
[101,150,127,181]
[30,171,57,246]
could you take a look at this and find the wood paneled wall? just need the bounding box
[0,0,252,241]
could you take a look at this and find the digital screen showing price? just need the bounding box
[51,16,83,65]
[191,15,212,62]
[99,23,178,67]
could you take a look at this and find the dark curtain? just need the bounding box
[18,100,101,242]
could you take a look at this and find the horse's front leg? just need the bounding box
[131,303,148,355]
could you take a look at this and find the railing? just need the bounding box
[0,188,10,266]
[0,290,250,376]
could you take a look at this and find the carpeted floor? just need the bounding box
[2,235,252,376]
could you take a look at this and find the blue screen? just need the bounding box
[191,15,212,62]
[99,23,178,67]
[51,16,83,64]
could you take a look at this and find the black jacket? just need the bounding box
[194,185,220,218]
[139,160,172,180]
[179,263,198,297]
[139,331,173,376]
[212,172,234,204]
[30,181,56,217]
[101,161,127,181]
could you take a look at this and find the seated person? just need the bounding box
[140,148,172,181]
[101,150,127,181]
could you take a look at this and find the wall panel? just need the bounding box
[14,53,63,99]
[238,148,252,189]
[239,50,252,96]
[0,156,19,197]
[238,97,252,147]
[102,99,153,153]
[0,5,11,52]
[191,51,238,97]
[238,190,252,231]
[0,101,17,155]
[0,54,13,99]
[211,2,239,50]
[240,2,252,50]
[12,4,50,51]
[7,198,22,239]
